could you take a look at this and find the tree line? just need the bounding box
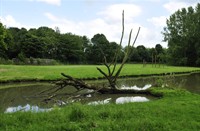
[1,3,199,66]
[0,23,165,65]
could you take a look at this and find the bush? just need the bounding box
[0,58,13,64]
[11,58,60,65]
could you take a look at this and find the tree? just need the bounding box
[20,34,46,58]
[0,22,8,58]
[29,26,60,59]
[128,47,141,62]
[89,34,110,63]
[57,33,85,63]
[7,27,29,59]
[136,45,150,62]
[163,3,200,66]
[39,11,143,102]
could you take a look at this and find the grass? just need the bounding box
[0,64,200,130]
[0,64,200,131]
[0,87,199,130]
[0,64,200,82]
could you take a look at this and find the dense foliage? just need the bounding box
[163,3,200,66]
[1,3,200,66]
[0,22,165,64]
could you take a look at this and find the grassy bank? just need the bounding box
[0,64,200,82]
[0,87,199,130]
[0,64,200,130]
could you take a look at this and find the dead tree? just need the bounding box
[38,11,145,102]
[57,10,141,93]
[96,11,140,91]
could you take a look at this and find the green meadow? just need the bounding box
[0,64,200,82]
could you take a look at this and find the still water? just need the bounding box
[0,72,199,113]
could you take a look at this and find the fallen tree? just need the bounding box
[38,11,146,103]
[57,11,141,91]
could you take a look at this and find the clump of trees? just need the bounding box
[0,22,166,65]
[1,3,200,67]
[0,11,166,65]
[163,3,200,66]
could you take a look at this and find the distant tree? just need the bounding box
[88,34,110,63]
[0,22,8,58]
[7,27,28,58]
[155,44,163,55]
[29,26,59,59]
[57,33,85,63]
[88,34,123,64]
[20,34,46,58]
[136,45,150,62]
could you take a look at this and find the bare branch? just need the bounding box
[131,27,141,47]
[111,10,125,76]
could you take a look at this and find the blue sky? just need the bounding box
[0,0,199,48]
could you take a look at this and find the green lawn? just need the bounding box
[0,64,200,82]
[0,88,199,131]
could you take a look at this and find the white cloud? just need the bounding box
[171,0,198,4]
[0,15,22,28]
[0,15,38,30]
[29,0,61,6]
[164,1,196,14]
[145,16,168,47]
[44,12,162,48]
[147,16,167,28]
[98,4,142,23]
[1,2,166,48]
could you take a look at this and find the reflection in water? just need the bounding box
[116,96,149,104]
[121,84,152,90]
[88,96,149,105]
[1,73,199,113]
[88,98,111,105]
[5,104,52,113]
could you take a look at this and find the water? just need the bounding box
[5,104,52,113]
[115,72,200,94]
[0,72,200,113]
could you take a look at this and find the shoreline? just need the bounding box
[0,70,199,84]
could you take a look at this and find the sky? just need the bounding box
[0,0,199,48]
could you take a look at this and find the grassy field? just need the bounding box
[0,88,199,130]
[0,64,200,130]
[0,64,200,82]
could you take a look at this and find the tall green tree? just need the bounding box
[56,33,85,63]
[7,27,28,58]
[163,3,200,66]
[29,26,59,59]
[88,34,121,64]
[136,45,150,62]
[0,22,8,58]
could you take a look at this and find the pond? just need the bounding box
[0,72,200,113]
[0,82,156,113]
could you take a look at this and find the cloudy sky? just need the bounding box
[0,0,199,48]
